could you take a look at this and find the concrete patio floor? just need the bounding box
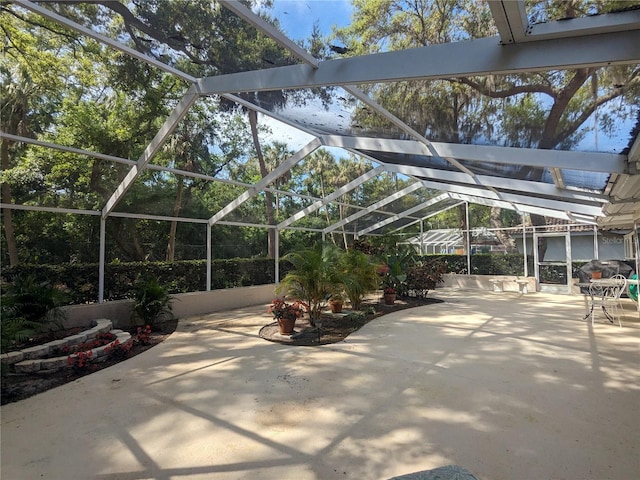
[1,289,639,480]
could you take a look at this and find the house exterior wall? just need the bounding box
[516,232,626,261]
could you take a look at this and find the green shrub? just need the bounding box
[130,278,173,327]
[406,259,447,298]
[0,276,69,353]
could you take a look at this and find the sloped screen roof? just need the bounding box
[3,0,639,236]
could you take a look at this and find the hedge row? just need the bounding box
[1,259,290,305]
[3,253,632,305]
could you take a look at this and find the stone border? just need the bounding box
[1,319,113,367]
[12,330,131,374]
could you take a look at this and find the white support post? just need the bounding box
[566,225,573,294]
[206,225,212,291]
[275,227,280,284]
[533,228,539,284]
[593,225,599,259]
[420,220,424,255]
[465,202,471,276]
[98,218,106,303]
[522,214,528,277]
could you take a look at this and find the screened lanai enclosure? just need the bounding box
[2,0,640,301]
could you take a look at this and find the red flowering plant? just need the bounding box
[383,286,396,295]
[268,298,307,321]
[67,350,94,372]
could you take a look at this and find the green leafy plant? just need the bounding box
[338,249,380,310]
[0,276,69,353]
[379,246,414,297]
[277,242,343,325]
[130,278,173,327]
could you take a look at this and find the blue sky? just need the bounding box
[256,1,632,155]
[262,0,354,41]
[256,1,355,155]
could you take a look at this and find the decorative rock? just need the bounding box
[14,359,41,373]
[40,356,68,371]
[65,333,88,345]
[94,319,113,334]
[1,351,24,365]
[93,345,108,358]
[46,339,68,349]
[115,332,131,343]
[22,345,51,360]
[7,318,118,368]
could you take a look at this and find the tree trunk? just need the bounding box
[248,110,276,258]
[530,213,548,261]
[1,139,19,265]
[490,207,518,252]
[92,161,146,261]
[166,177,184,262]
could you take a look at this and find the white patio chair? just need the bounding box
[589,275,626,327]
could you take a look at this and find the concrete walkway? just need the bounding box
[2,289,639,480]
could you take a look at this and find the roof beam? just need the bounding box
[278,166,385,229]
[321,135,627,174]
[357,194,453,236]
[445,193,573,221]
[208,139,321,226]
[323,183,432,234]
[196,30,640,95]
[390,201,465,234]
[102,87,199,218]
[0,132,136,166]
[220,1,319,67]
[383,163,606,204]
[488,0,529,44]
[0,203,100,216]
[221,1,478,181]
[429,181,603,217]
[528,9,640,41]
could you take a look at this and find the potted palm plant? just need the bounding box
[339,249,380,310]
[277,242,343,326]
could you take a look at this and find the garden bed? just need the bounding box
[1,320,177,405]
[260,295,444,346]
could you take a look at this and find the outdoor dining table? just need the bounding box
[577,278,628,323]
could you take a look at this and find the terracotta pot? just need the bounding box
[591,271,602,279]
[330,300,343,313]
[383,293,396,305]
[277,317,296,335]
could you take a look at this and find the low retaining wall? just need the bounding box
[61,284,277,329]
[442,274,537,293]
